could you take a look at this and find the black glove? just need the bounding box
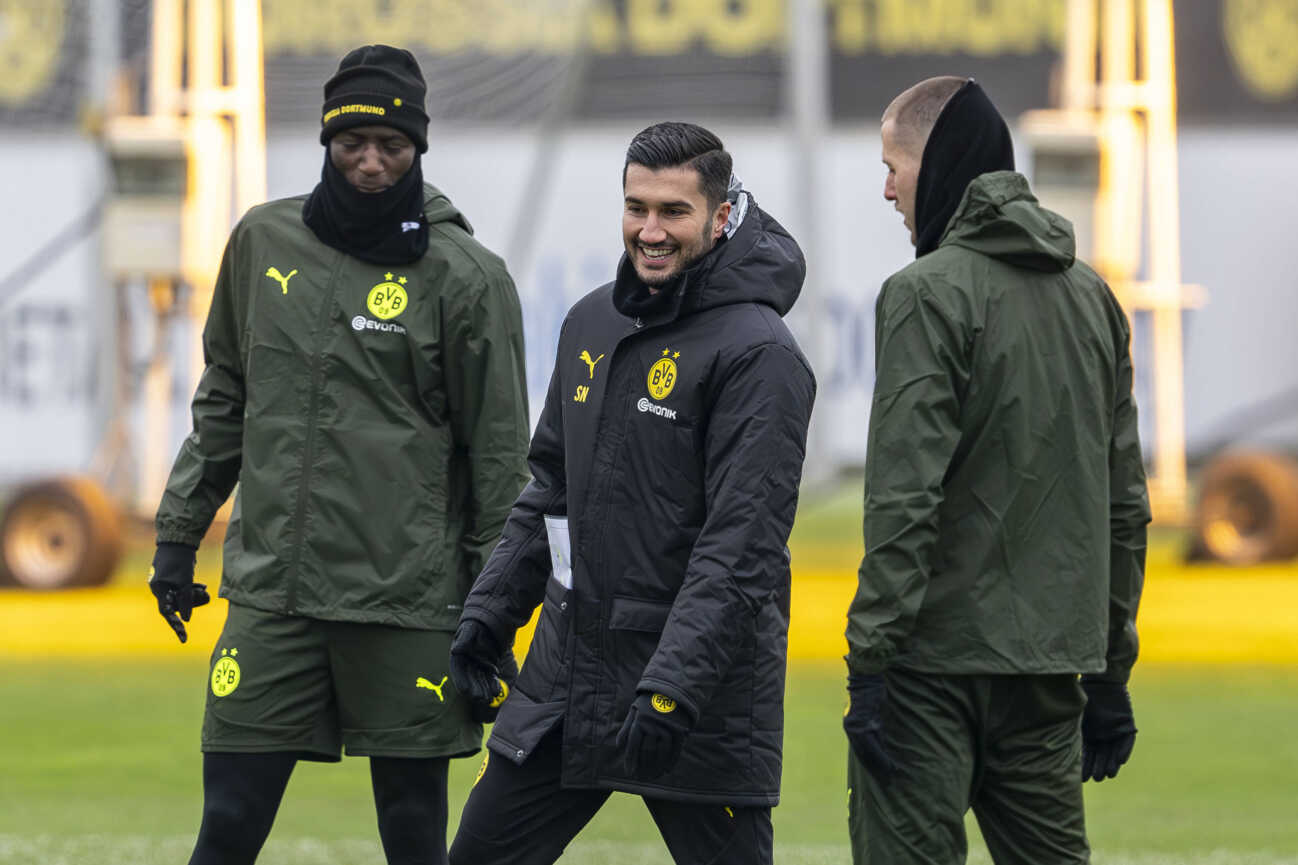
[844,672,896,784]
[469,644,517,724]
[615,691,694,780]
[1080,676,1137,782]
[148,542,210,644]
[450,618,511,715]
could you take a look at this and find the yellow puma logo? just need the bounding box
[265,266,298,294]
[415,675,448,702]
[579,350,605,379]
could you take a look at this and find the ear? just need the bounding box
[712,200,733,239]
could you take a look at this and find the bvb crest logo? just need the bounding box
[648,348,679,400]
[211,648,241,697]
[651,693,677,714]
[367,272,410,320]
[1224,0,1298,100]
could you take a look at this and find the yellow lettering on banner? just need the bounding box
[829,0,1064,57]
[371,0,428,52]
[0,0,65,105]
[585,1,623,53]
[1224,0,1298,100]
[869,0,913,55]
[480,0,526,53]
[260,0,1063,59]
[423,0,473,53]
[627,0,696,56]
[628,0,783,57]
[966,0,1014,57]
[829,0,869,53]
[531,0,579,54]
[704,0,783,57]
[263,0,337,54]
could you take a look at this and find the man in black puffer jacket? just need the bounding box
[448,122,816,865]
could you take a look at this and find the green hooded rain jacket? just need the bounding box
[846,171,1150,682]
[156,184,530,630]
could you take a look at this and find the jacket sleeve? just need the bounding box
[845,274,971,674]
[459,345,567,640]
[443,264,533,588]
[638,343,815,719]
[1100,300,1150,682]
[154,225,248,546]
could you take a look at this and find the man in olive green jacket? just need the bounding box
[843,77,1150,864]
[147,46,529,865]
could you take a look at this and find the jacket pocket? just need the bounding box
[514,577,572,701]
[606,596,673,703]
[487,686,565,766]
[608,596,672,632]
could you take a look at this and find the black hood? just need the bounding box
[913,79,1015,258]
[612,192,806,324]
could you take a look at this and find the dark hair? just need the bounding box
[623,121,732,211]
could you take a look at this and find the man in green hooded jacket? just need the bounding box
[147,45,530,865]
[843,77,1150,864]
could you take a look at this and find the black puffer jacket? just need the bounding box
[461,196,815,805]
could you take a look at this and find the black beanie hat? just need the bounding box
[320,44,429,153]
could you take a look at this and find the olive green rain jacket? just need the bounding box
[156,185,530,630]
[846,171,1150,683]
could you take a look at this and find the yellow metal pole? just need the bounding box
[140,277,175,512]
[149,0,183,116]
[1095,0,1143,282]
[1141,0,1189,520]
[183,0,233,327]
[230,0,268,216]
[1062,0,1097,113]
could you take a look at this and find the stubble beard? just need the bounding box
[631,222,716,287]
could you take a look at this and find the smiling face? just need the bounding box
[880,117,922,246]
[622,163,731,287]
[328,125,417,193]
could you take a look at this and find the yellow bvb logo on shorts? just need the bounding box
[651,693,676,714]
[211,648,241,697]
[647,348,679,400]
[367,273,409,320]
[474,752,489,787]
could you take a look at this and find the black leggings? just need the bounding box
[188,752,450,865]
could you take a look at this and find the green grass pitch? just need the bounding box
[1,657,1296,864]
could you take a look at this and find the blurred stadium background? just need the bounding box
[1,1,1297,863]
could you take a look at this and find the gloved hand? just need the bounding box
[468,644,517,724]
[148,542,210,644]
[1080,676,1137,782]
[450,618,509,709]
[843,672,896,784]
[615,691,695,780]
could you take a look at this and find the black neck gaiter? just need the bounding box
[302,153,429,265]
[913,80,1015,258]
[612,235,725,321]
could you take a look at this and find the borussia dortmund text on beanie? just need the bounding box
[320,44,429,153]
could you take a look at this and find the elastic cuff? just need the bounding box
[636,678,698,724]
[844,653,887,676]
[1081,672,1130,687]
[156,528,205,547]
[458,607,512,647]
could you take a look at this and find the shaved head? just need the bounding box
[882,76,967,154]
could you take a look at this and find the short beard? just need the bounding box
[636,222,716,287]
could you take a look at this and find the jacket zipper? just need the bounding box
[284,255,340,613]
